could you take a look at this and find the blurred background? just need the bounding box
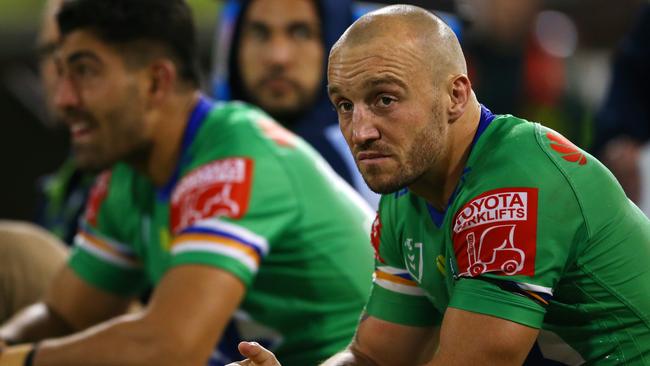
[0,0,646,221]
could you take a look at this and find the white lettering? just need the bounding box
[454,191,528,233]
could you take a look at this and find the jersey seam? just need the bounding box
[579,263,649,361]
[570,274,631,363]
[244,119,303,236]
[532,123,591,240]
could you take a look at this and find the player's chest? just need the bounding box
[397,219,454,311]
[128,196,175,283]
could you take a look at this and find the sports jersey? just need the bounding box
[367,106,650,365]
[68,97,374,366]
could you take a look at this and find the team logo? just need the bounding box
[84,170,112,226]
[370,213,385,263]
[403,238,423,282]
[170,158,253,234]
[452,188,538,277]
[547,132,587,166]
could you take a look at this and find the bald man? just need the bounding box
[229,4,650,366]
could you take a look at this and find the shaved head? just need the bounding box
[327,4,479,201]
[330,5,466,82]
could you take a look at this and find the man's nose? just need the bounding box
[266,35,293,66]
[53,76,80,111]
[351,107,380,146]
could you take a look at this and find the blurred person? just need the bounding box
[0,0,73,332]
[35,0,95,245]
[0,0,373,365]
[593,4,650,208]
[461,0,589,146]
[212,0,379,207]
[230,5,650,365]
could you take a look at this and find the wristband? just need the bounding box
[0,344,34,366]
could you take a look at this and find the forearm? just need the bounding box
[321,348,379,366]
[0,303,73,344]
[32,312,204,366]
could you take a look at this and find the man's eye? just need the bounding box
[290,24,314,40]
[337,101,353,113]
[72,63,93,78]
[378,96,396,107]
[246,25,270,42]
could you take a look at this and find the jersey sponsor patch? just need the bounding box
[84,170,112,226]
[170,158,253,234]
[452,188,538,277]
[547,132,587,165]
[370,213,385,263]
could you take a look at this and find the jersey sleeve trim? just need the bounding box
[374,266,427,296]
[74,223,141,269]
[170,218,269,273]
[450,278,546,328]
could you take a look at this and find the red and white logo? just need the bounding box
[370,213,385,263]
[84,170,112,226]
[170,158,253,234]
[547,132,587,166]
[452,188,538,277]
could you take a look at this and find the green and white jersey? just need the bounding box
[69,97,374,366]
[368,106,650,365]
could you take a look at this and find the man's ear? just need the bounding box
[146,59,177,105]
[447,74,471,122]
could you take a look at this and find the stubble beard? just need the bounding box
[247,76,320,125]
[360,115,445,195]
[73,87,150,172]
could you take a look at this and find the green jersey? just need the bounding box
[69,97,374,365]
[368,106,650,365]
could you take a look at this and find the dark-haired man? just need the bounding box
[0,0,373,365]
[213,0,379,207]
[231,4,650,366]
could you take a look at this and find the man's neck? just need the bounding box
[410,100,481,210]
[138,91,201,187]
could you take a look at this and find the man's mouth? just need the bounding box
[356,151,391,164]
[261,77,296,94]
[69,123,94,141]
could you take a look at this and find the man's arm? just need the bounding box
[229,308,538,366]
[325,315,438,366]
[229,314,439,366]
[0,266,131,344]
[428,307,538,366]
[3,265,245,366]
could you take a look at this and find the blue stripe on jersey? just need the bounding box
[157,95,215,201]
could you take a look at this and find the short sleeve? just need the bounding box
[365,199,441,327]
[167,156,299,287]
[68,171,148,297]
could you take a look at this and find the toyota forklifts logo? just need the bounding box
[452,188,538,277]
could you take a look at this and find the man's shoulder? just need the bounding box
[193,101,308,161]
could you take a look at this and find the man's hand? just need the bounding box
[226,342,281,366]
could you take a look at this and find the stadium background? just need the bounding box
[0,0,645,220]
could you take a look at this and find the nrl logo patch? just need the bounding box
[403,238,423,283]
